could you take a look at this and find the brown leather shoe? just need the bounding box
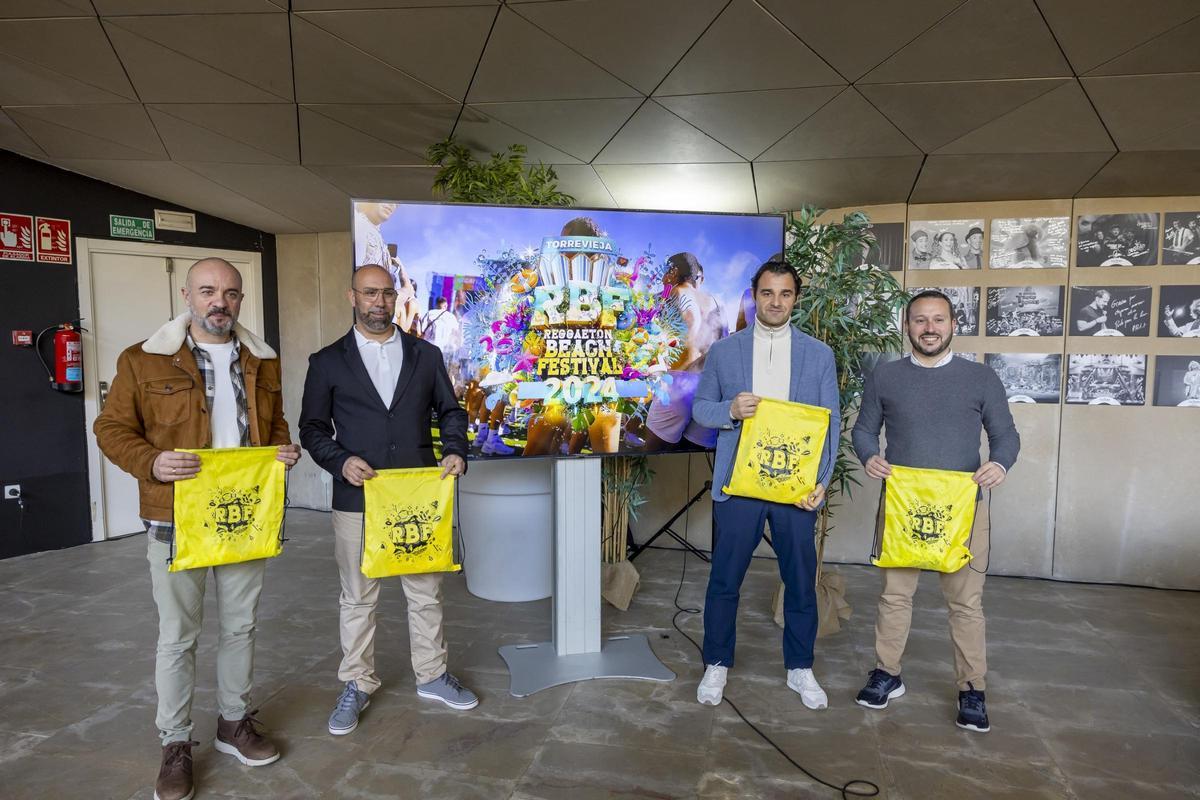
[154,740,195,800]
[214,712,280,767]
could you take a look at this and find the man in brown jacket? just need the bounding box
[94,257,299,800]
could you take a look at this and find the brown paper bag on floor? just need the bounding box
[771,570,852,637]
[602,559,641,611]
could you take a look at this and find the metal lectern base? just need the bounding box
[498,634,676,697]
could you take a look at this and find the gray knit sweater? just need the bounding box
[852,356,1020,473]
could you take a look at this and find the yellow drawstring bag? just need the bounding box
[723,398,830,505]
[362,467,460,578]
[874,464,977,572]
[171,446,286,571]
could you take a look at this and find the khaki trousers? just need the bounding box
[146,536,266,744]
[874,497,990,690]
[332,510,448,693]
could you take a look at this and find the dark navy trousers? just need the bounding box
[702,495,819,670]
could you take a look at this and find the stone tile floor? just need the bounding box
[0,509,1196,799]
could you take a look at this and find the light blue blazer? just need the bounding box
[692,326,841,503]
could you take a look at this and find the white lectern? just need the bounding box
[498,457,676,696]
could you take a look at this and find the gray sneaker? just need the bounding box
[416,672,478,710]
[328,681,370,736]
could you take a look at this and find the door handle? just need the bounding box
[99,380,109,409]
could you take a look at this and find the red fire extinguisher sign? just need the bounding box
[35,216,71,264]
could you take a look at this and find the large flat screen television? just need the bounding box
[352,200,785,460]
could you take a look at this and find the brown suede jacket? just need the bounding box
[93,313,291,522]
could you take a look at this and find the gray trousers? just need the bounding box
[146,536,267,744]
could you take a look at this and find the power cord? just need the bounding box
[667,455,880,800]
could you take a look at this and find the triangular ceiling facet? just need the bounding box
[656,0,844,95]
[936,81,1114,155]
[593,102,743,165]
[0,18,137,104]
[299,106,428,166]
[1084,14,1200,77]
[657,87,843,160]
[9,104,168,160]
[1037,0,1200,75]
[467,98,642,162]
[454,107,584,165]
[757,88,919,161]
[300,104,459,164]
[147,104,298,164]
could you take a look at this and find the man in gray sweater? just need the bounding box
[851,290,1019,733]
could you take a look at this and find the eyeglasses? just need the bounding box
[353,288,399,301]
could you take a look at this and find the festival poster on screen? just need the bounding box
[352,201,783,459]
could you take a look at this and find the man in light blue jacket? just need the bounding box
[691,259,840,709]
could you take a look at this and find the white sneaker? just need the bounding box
[697,664,728,705]
[787,668,828,710]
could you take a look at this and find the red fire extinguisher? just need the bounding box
[36,322,84,393]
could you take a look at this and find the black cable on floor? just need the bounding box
[668,456,879,800]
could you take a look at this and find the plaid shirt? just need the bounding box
[146,335,250,544]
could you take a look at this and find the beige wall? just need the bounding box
[275,202,1198,590]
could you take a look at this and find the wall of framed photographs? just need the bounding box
[813,197,1200,590]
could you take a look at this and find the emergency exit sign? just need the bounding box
[110,215,155,240]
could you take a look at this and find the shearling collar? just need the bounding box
[142,313,276,360]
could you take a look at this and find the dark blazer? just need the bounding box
[300,326,469,512]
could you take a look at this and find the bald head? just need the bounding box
[187,257,242,291]
[353,263,391,290]
[182,257,243,341]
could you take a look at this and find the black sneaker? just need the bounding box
[956,683,990,732]
[855,669,905,709]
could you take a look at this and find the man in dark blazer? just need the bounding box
[300,264,473,737]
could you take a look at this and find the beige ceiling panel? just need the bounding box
[911,152,1113,203]
[936,81,1114,155]
[1086,15,1200,76]
[656,0,843,95]
[48,156,310,232]
[753,156,922,211]
[94,1,285,13]
[657,87,842,160]
[182,161,351,232]
[304,165,438,205]
[295,7,495,101]
[299,107,427,166]
[757,0,964,83]
[102,14,293,102]
[467,98,641,162]
[757,88,919,161]
[1036,0,1199,75]
[0,1,95,18]
[543,164,616,208]
[468,8,639,102]
[0,110,45,157]
[147,103,298,164]
[0,18,137,104]
[9,104,167,160]
[1078,152,1200,198]
[512,0,726,95]
[593,102,741,165]
[860,0,1071,84]
[453,107,583,165]
[291,16,451,104]
[301,104,458,164]
[1083,75,1200,151]
[859,78,1067,153]
[594,163,758,213]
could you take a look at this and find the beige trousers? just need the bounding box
[332,510,448,693]
[874,497,990,691]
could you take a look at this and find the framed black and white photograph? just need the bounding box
[955,352,978,362]
[1068,285,1151,337]
[856,222,904,272]
[1076,214,1159,267]
[1066,354,1146,406]
[1153,355,1200,407]
[1158,285,1200,337]
[985,286,1065,336]
[910,285,980,335]
[985,353,1062,404]
[1161,213,1200,265]
[989,217,1070,268]
[909,219,985,270]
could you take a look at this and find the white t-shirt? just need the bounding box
[196,341,240,448]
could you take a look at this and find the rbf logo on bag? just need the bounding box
[171,447,286,571]
[362,468,460,578]
[724,398,830,504]
[874,464,977,572]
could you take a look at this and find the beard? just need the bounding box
[196,306,234,336]
[357,306,392,333]
[908,328,953,358]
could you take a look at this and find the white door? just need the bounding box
[78,240,264,540]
